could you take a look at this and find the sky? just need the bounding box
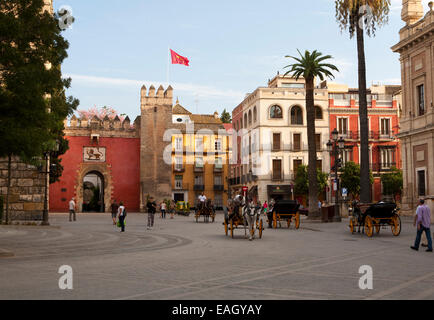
[56,0,433,120]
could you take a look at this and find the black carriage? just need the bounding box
[194,200,216,223]
[349,201,401,237]
[268,200,301,229]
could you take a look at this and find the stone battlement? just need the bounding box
[140,85,173,108]
[64,115,141,138]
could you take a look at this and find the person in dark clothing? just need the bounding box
[111,200,119,225]
[147,197,157,230]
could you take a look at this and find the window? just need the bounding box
[215,157,223,169]
[337,118,348,136]
[244,113,248,127]
[417,84,425,116]
[272,159,282,180]
[248,110,252,125]
[175,137,183,152]
[175,175,183,190]
[273,133,281,151]
[195,137,203,153]
[253,107,257,122]
[194,175,203,185]
[270,105,283,119]
[215,138,222,151]
[316,159,322,171]
[195,157,204,168]
[282,83,305,88]
[380,148,395,169]
[417,170,426,196]
[175,156,183,171]
[293,134,301,151]
[380,118,391,137]
[342,148,353,165]
[293,159,302,175]
[315,134,321,151]
[315,106,323,120]
[291,106,303,125]
[214,175,222,185]
[214,194,223,207]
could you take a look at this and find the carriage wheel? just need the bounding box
[294,213,300,230]
[273,212,277,229]
[349,217,355,234]
[391,214,401,237]
[230,220,234,238]
[375,222,381,234]
[224,220,228,236]
[259,219,263,239]
[365,216,374,238]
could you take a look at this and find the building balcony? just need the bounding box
[214,185,224,191]
[330,130,397,141]
[194,166,204,173]
[173,164,185,173]
[272,173,283,181]
[371,162,397,172]
[214,165,223,173]
[193,184,205,191]
[174,183,189,191]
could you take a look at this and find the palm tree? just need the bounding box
[335,0,390,204]
[284,50,339,219]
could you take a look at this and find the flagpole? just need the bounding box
[167,46,170,87]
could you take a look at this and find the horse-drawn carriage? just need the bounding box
[224,202,264,240]
[194,199,216,223]
[349,201,401,237]
[268,200,301,229]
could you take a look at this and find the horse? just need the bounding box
[243,201,261,241]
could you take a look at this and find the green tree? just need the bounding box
[0,0,79,223]
[381,167,403,202]
[220,109,232,123]
[284,50,338,219]
[340,161,374,200]
[294,165,329,198]
[335,0,391,203]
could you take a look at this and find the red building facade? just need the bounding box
[325,83,402,202]
[49,115,141,213]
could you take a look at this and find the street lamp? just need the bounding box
[41,140,60,226]
[327,129,345,222]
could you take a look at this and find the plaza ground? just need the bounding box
[0,212,433,300]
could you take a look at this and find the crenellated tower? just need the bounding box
[140,84,173,211]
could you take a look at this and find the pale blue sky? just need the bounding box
[57,0,432,119]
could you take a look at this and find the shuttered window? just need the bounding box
[272,159,282,180]
[293,134,301,151]
[273,133,281,151]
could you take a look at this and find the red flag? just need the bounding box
[170,49,190,66]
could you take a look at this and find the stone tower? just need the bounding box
[140,85,173,211]
[401,0,424,25]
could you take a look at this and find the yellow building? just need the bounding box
[170,101,231,209]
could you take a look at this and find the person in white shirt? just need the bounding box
[198,193,207,210]
[117,202,126,232]
[69,198,76,222]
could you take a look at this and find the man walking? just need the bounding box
[111,200,119,225]
[69,197,76,222]
[411,199,433,252]
[147,197,157,230]
[117,201,126,232]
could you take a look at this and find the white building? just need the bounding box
[230,75,331,203]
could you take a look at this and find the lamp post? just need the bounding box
[41,140,60,226]
[327,129,345,223]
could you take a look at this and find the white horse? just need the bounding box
[243,201,260,241]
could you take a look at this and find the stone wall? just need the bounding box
[0,157,45,221]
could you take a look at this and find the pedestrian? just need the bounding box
[111,200,119,225]
[411,199,433,252]
[161,201,167,219]
[117,201,126,232]
[147,196,157,230]
[170,200,175,219]
[69,197,76,222]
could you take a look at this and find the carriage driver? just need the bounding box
[231,192,245,219]
[198,193,207,210]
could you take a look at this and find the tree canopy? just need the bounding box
[220,109,232,124]
[381,167,403,201]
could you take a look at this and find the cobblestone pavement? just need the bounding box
[0,212,433,300]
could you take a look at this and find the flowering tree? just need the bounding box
[77,106,125,122]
